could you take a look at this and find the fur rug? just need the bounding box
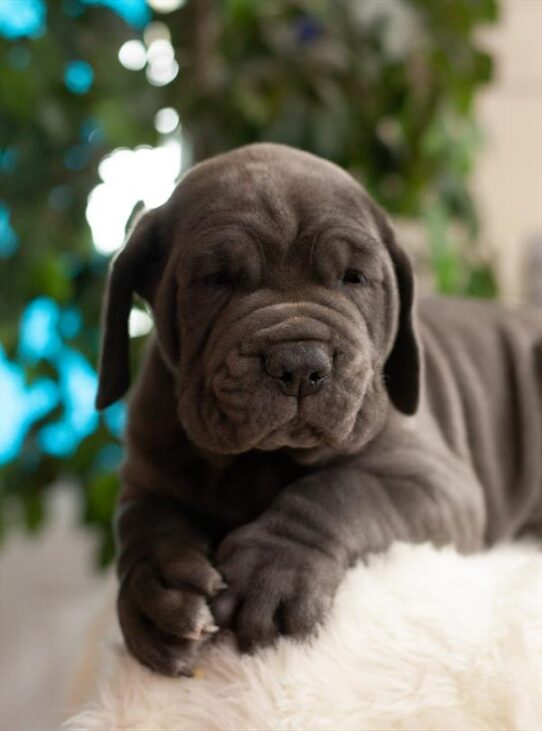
[64,542,542,731]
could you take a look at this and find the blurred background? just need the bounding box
[0,0,541,728]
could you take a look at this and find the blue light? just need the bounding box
[104,401,126,438]
[38,421,79,457]
[95,443,123,471]
[39,348,99,457]
[19,297,63,363]
[7,46,31,70]
[80,118,104,146]
[0,0,46,39]
[1,147,20,173]
[59,349,99,435]
[62,0,84,18]
[0,346,58,466]
[63,144,91,170]
[64,60,94,95]
[61,253,84,278]
[59,307,82,339]
[81,0,150,28]
[294,15,323,45]
[48,184,74,211]
[6,295,124,465]
[0,201,19,258]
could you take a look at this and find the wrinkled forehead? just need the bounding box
[165,148,379,250]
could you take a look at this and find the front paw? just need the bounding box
[211,521,342,652]
[118,543,225,677]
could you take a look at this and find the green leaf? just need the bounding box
[85,472,119,525]
[22,491,46,534]
[464,264,498,299]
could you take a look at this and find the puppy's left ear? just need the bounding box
[95,207,177,410]
[370,202,421,415]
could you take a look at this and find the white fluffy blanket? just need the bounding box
[65,542,542,731]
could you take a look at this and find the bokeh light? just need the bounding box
[0,346,58,466]
[7,46,32,70]
[64,60,94,94]
[95,443,123,471]
[145,39,178,86]
[146,57,178,86]
[0,202,19,258]
[129,308,153,338]
[59,308,83,340]
[19,298,62,363]
[154,107,180,134]
[1,296,108,465]
[0,0,46,40]
[86,140,182,254]
[64,144,91,170]
[80,118,104,146]
[118,39,147,70]
[147,0,186,13]
[81,0,150,28]
[103,401,126,438]
[1,147,21,174]
[38,348,98,458]
[48,185,74,211]
[143,21,171,46]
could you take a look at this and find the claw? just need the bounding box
[182,620,219,641]
[174,662,194,678]
[182,628,203,641]
[203,622,219,635]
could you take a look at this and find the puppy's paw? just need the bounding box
[118,547,224,676]
[211,521,342,653]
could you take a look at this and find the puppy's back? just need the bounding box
[418,297,542,542]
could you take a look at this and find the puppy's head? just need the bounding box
[96,144,420,458]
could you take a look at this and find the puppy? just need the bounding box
[96,143,542,676]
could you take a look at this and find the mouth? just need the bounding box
[253,411,325,451]
[209,359,371,452]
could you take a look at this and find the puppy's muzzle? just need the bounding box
[263,342,332,398]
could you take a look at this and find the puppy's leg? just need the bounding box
[213,433,486,651]
[116,497,224,676]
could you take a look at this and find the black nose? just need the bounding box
[263,342,332,397]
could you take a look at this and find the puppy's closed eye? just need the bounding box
[341,269,368,286]
[190,269,235,290]
[206,271,235,288]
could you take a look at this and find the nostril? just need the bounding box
[263,343,332,396]
[309,371,323,385]
[280,370,294,384]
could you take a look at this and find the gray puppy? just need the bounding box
[96,143,542,677]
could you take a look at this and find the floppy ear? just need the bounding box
[95,208,174,410]
[370,202,421,415]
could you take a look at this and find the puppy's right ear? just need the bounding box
[368,199,421,416]
[95,209,165,410]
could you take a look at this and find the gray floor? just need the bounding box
[0,488,107,731]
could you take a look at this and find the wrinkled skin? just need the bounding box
[96,144,542,676]
[168,147,399,457]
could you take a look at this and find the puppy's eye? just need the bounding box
[208,271,233,287]
[341,269,368,285]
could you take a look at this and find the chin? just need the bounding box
[253,418,324,451]
[180,375,388,458]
